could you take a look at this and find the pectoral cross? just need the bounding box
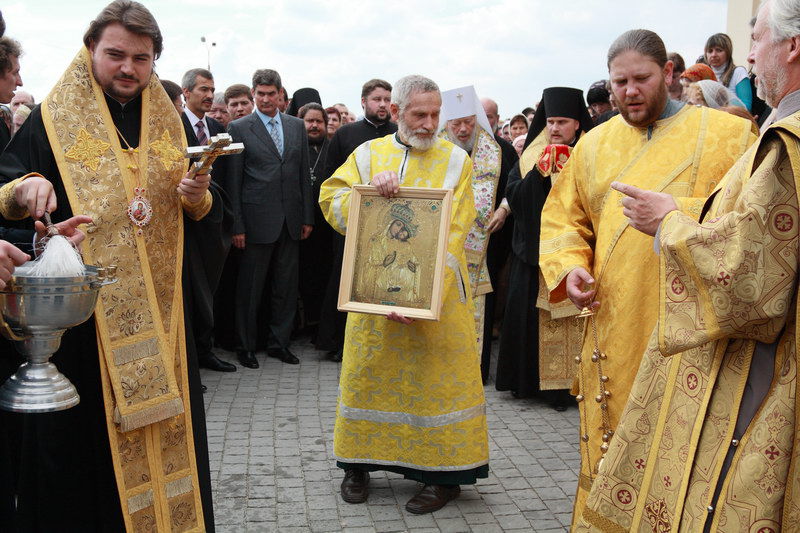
[184,133,244,179]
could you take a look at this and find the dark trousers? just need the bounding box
[235,224,299,351]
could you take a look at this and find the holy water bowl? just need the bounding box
[0,263,116,413]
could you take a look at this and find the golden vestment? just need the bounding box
[319,134,489,472]
[522,131,586,391]
[538,105,757,526]
[440,128,502,350]
[577,112,800,532]
[0,49,210,532]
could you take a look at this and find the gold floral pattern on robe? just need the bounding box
[37,47,204,532]
[577,114,800,532]
[539,106,757,528]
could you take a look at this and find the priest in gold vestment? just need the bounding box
[0,2,214,531]
[538,29,757,528]
[439,85,502,353]
[578,3,800,530]
[320,75,488,515]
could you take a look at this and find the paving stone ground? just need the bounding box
[202,337,580,532]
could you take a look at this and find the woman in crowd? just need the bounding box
[704,32,753,111]
[326,106,341,139]
[686,80,746,109]
[508,114,529,140]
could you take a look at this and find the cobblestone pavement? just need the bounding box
[202,337,580,532]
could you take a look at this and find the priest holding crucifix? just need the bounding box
[0,1,216,530]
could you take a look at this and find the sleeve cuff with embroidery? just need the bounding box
[0,174,39,221]
[181,190,213,221]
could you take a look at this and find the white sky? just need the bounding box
[7,0,730,119]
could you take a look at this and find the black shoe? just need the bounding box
[340,470,369,503]
[201,384,208,393]
[328,349,343,363]
[237,350,259,369]
[405,484,461,514]
[199,353,237,372]
[268,348,299,364]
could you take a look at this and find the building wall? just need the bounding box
[726,0,760,66]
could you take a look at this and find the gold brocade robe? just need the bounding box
[577,112,800,532]
[319,135,489,472]
[523,134,586,391]
[538,105,757,526]
[440,128,502,349]
[0,49,210,532]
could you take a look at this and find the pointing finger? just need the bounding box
[611,181,643,199]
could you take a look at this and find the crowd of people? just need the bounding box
[0,0,798,531]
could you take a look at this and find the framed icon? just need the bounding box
[338,185,453,321]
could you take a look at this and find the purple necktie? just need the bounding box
[195,120,208,145]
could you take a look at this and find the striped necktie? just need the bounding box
[195,120,208,145]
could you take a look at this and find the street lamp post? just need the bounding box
[200,36,216,71]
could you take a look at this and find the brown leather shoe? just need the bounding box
[340,469,369,503]
[405,484,461,514]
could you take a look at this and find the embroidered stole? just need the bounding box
[41,48,204,532]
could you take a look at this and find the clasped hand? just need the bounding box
[177,170,211,203]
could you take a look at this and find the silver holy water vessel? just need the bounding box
[0,263,116,413]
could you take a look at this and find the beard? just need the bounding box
[398,119,437,151]
[755,57,786,108]
[617,80,668,128]
[365,107,389,124]
[450,130,476,154]
[307,129,325,145]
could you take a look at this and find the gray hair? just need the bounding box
[607,29,668,69]
[213,91,225,105]
[181,68,213,91]
[765,0,800,42]
[252,69,282,91]
[391,75,439,113]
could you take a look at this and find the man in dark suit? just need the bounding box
[228,69,313,368]
[180,67,236,374]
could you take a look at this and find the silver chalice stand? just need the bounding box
[0,263,116,413]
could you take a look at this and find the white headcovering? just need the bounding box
[696,80,746,110]
[440,85,494,137]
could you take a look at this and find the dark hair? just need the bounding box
[83,1,163,59]
[521,106,535,116]
[181,68,213,91]
[252,69,281,91]
[224,83,252,104]
[325,106,341,120]
[607,29,667,68]
[586,86,610,105]
[160,79,182,102]
[0,36,21,75]
[298,102,327,124]
[361,78,392,99]
[704,33,736,86]
[0,10,5,38]
[668,52,685,73]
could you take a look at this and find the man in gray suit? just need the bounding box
[228,69,314,368]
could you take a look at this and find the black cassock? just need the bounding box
[298,138,331,330]
[495,160,552,398]
[0,98,215,531]
[315,119,398,353]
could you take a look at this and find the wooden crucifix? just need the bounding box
[184,133,244,179]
